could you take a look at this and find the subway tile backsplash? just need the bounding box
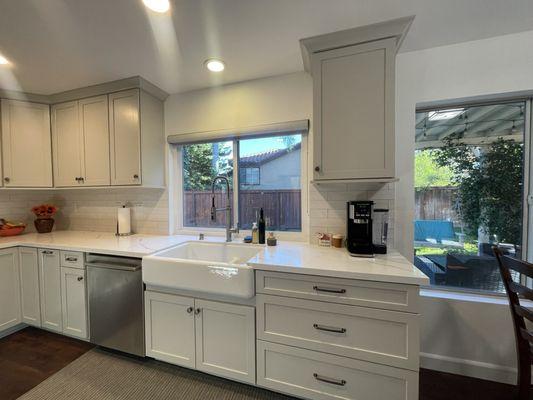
[0,188,169,235]
[308,182,395,245]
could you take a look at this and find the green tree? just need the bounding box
[183,143,233,191]
[434,135,523,245]
[414,149,454,189]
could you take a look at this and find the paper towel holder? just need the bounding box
[116,204,133,237]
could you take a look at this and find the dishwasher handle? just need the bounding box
[86,262,141,272]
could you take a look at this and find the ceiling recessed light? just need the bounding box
[205,59,225,72]
[142,0,170,13]
[0,54,9,65]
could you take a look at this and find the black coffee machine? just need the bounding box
[347,201,374,257]
[346,201,388,257]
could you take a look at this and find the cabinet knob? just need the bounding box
[194,308,201,315]
[314,166,320,172]
[4,177,10,183]
[77,276,83,282]
[133,174,139,179]
[186,306,194,314]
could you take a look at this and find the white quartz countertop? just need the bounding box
[0,231,429,285]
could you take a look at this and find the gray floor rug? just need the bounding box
[19,347,295,400]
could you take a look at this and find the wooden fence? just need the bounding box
[415,186,459,222]
[184,190,301,231]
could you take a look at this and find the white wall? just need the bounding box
[396,29,533,383]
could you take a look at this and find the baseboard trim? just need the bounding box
[0,323,26,339]
[421,352,518,385]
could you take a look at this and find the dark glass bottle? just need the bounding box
[258,208,266,244]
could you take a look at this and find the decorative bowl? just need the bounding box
[0,226,26,237]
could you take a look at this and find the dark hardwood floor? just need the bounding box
[0,327,94,400]
[0,327,517,400]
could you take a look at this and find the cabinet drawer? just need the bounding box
[257,341,418,400]
[60,251,84,269]
[256,270,419,313]
[257,294,419,370]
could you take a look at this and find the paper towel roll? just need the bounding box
[117,206,131,235]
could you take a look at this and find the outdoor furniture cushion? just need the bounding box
[414,220,456,243]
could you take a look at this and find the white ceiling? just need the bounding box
[1,0,532,95]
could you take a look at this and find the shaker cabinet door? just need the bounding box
[0,248,21,332]
[109,89,141,185]
[79,95,110,186]
[19,247,41,327]
[52,101,83,187]
[39,249,63,333]
[312,37,395,180]
[1,99,53,187]
[61,267,87,339]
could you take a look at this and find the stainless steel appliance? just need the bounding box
[86,253,145,356]
[347,201,374,257]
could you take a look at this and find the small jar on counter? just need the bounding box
[331,234,344,248]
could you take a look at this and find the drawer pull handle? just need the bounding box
[313,286,346,294]
[42,250,54,255]
[313,324,346,334]
[186,307,194,314]
[65,257,78,262]
[313,373,346,386]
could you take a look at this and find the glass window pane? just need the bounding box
[238,134,302,231]
[182,141,233,228]
[414,101,525,293]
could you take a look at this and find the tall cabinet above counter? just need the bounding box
[301,16,414,184]
[0,76,167,189]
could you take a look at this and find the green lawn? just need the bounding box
[415,241,478,256]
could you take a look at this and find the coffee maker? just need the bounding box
[346,201,374,257]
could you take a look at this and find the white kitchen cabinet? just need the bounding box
[52,101,83,186]
[38,249,63,333]
[52,95,110,187]
[109,89,165,187]
[195,299,255,384]
[0,99,52,187]
[109,89,141,185]
[145,291,196,368]
[19,247,41,327]
[60,267,87,339]
[310,38,395,181]
[145,291,255,383]
[0,248,21,332]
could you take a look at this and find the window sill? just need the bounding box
[173,227,308,242]
[419,288,533,307]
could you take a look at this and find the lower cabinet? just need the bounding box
[145,291,255,384]
[19,247,41,327]
[0,248,21,332]
[257,341,418,400]
[39,249,63,333]
[60,267,87,339]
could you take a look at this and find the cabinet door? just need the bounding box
[52,101,83,187]
[61,267,87,339]
[145,291,195,367]
[0,248,21,332]
[195,299,255,384]
[19,247,41,327]
[79,95,110,186]
[109,89,141,185]
[38,249,62,332]
[1,99,52,187]
[312,38,395,180]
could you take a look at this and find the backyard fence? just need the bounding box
[415,186,459,223]
[183,189,301,231]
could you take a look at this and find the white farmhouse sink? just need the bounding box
[142,241,263,299]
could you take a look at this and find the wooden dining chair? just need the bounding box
[493,246,533,400]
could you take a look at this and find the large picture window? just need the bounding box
[181,133,303,232]
[413,100,529,294]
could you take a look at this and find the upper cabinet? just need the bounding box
[301,16,414,182]
[1,99,53,187]
[52,95,110,187]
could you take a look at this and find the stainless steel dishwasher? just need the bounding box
[86,253,145,357]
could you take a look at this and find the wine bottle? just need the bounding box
[258,208,266,244]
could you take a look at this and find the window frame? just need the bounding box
[240,167,260,186]
[414,96,533,296]
[170,133,309,241]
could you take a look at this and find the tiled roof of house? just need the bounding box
[239,142,301,167]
